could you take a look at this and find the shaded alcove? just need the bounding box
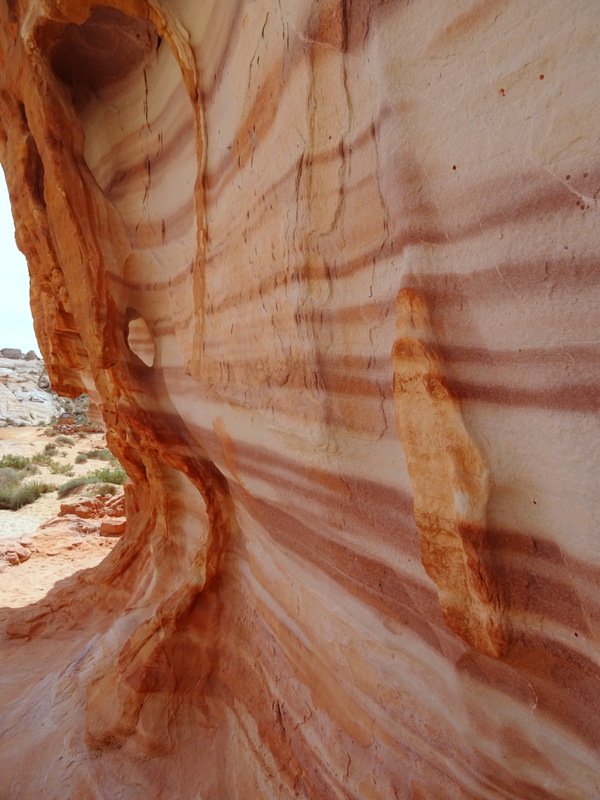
[49,5,159,112]
[47,3,200,377]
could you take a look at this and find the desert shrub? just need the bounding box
[96,483,119,496]
[0,462,53,509]
[0,466,34,486]
[75,454,88,464]
[48,460,74,476]
[57,477,92,498]
[85,448,115,462]
[55,435,75,446]
[89,466,127,484]
[0,479,55,510]
[83,483,119,498]
[32,452,52,466]
[11,480,55,509]
[97,449,114,461]
[0,467,23,488]
[0,466,41,507]
[0,454,32,470]
[57,467,126,499]
[0,486,15,508]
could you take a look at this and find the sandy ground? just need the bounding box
[0,531,116,609]
[0,425,118,608]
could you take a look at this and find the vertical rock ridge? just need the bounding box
[392,288,508,656]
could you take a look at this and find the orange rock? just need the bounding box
[99,518,126,537]
[0,540,31,568]
[0,0,599,798]
[59,498,102,519]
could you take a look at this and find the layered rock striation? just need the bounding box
[0,351,61,425]
[0,1,599,798]
[0,351,89,425]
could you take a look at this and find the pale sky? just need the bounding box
[0,167,40,354]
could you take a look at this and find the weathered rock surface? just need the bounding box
[0,348,25,359]
[57,492,124,521]
[0,354,61,425]
[39,491,127,538]
[0,537,31,570]
[0,1,599,798]
[0,354,90,426]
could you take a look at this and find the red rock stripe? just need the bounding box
[89,107,196,198]
[449,378,600,414]
[243,493,450,652]
[203,243,600,322]
[107,258,194,292]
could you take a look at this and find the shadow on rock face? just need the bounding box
[48,6,158,111]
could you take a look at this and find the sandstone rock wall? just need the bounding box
[0,1,599,798]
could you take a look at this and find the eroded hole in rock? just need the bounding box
[126,310,156,367]
[49,6,158,111]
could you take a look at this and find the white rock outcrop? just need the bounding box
[0,355,61,426]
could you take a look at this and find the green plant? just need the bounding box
[85,448,115,462]
[0,454,32,470]
[0,479,55,510]
[0,467,23,488]
[0,465,39,483]
[74,454,88,464]
[48,460,74,476]
[32,453,53,466]
[57,477,92,498]
[89,466,127,484]
[57,466,127,499]
[0,486,15,508]
[55,435,75,446]
[12,480,55,509]
[83,483,119,498]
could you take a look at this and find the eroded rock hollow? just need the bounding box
[1,1,599,797]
